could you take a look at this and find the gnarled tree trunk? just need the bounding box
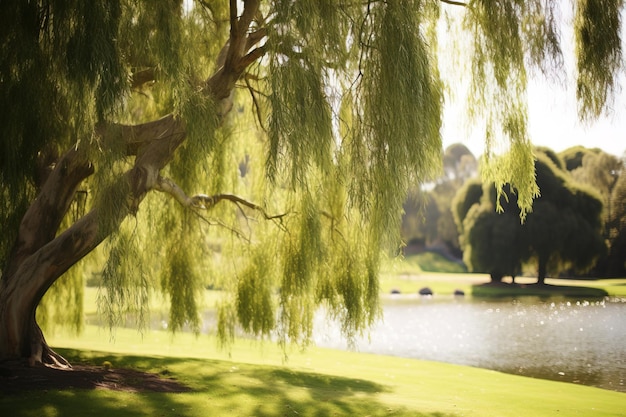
[0,115,187,365]
[0,0,264,366]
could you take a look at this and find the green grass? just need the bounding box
[379,271,487,295]
[382,252,466,275]
[379,260,626,298]
[471,283,610,298]
[1,325,623,417]
[408,252,467,273]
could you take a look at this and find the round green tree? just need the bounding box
[456,151,606,283]
[461,200,526,282]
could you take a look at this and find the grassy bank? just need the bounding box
[0,325,622,417]
[379,253,626,298]
[378,272,626,298]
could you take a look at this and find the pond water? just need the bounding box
[313,295,626,392]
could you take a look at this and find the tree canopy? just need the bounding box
[455,150,606,283]
[1,0,624,365]
[562,147,626,276]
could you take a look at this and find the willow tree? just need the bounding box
[456,151,606,284]
[0,0,623,366]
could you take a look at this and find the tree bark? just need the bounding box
[0,116,186,365]
[536,257,547,285]
[0,0,265,366]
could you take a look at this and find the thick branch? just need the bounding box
[225,0,260,70]
[229,0,238,30]
[5,113,187,319]
[96,114,186,159]
[236,45,267,72]
[207,0,264,100]
[154,176,195,207]
[3,148,93,279]
[246,28,267,51]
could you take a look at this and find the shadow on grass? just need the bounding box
[0,349,460,417]
[471,282,608,298]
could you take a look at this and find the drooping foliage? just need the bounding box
[461,0,564,219]
[1,0,625,360]
[575,0,624,120]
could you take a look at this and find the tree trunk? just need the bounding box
[537,257,547,285]
[0,115,187,365]
[490,272,504,283]
[0,147,95,365]
[0,293,69,367]
[0,208,112,365]
[0,0,264,366]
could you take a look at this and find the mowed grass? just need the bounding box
[0,322,623,417]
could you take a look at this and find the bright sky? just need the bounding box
[440,2,626,159]
[526,77,626,157]
[442,75,626,158]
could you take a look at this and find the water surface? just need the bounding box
[313,295,626,392]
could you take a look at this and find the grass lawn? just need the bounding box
[0,323,623,417]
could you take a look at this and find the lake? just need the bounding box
[313,295,626,392]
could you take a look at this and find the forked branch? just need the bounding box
[441,0,468,6]
[154,176,287,221]
[193,193,287,221]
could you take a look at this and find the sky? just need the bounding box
[441,75,626,158]
[526,77,626,157]
[440,2,626,159]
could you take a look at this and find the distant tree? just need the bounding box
[535,146,565,171]
[461,202,526,282]
[401,190,440,247]
[560,146,600,171]
[435,144,478,254]
[606,171,626,276]
[435,199,462,255]
[456,151,606,283]
[402,143,477,256]
[452,178,484,238]
[443,144,478,183]
[521,153,606,283]
[565,148,626,276]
